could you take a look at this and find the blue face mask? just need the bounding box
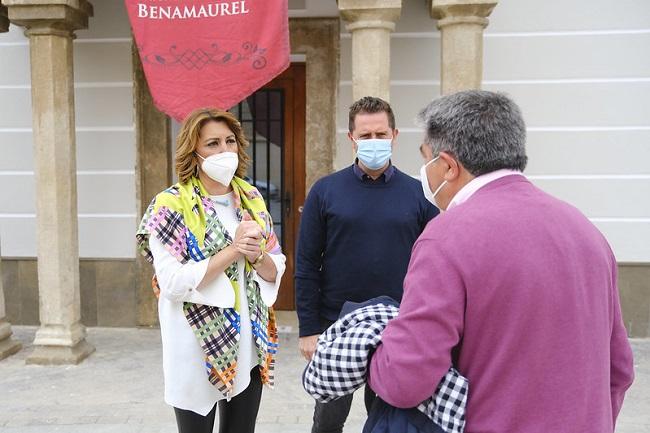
[355,138,392,170]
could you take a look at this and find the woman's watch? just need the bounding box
[251,251,265,268]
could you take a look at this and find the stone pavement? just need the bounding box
[0,325,648,433]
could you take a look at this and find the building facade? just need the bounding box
[0,0,648,362]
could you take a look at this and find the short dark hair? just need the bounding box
[348,96,396,132]
[417,90,528,176]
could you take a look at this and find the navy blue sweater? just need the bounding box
[295,165,438,336]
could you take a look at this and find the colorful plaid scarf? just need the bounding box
[136,176,280,397]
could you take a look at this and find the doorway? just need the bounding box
[234,64,306,310]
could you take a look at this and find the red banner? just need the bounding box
[125,0,290,121]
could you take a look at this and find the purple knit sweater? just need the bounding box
[368,175,634,433]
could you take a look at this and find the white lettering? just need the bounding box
[183,5,198,18]
[159,6,171,19]
[207,4,219,17]
[137,2,252,20]
[137,3,148,18]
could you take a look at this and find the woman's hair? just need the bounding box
[175,108,251,184]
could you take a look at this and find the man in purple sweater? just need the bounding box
[368,90,635,432]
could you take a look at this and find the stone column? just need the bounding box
[133,43,171,327]
[5,0,94,364]
[429,0,498,95]
[339,0,401,102]
[0,246,22,360]
[289,18,339,188]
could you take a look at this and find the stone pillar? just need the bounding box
[0,245,22,360]
[339,0,401,102]
[5,0,95,364]
[289,18,339,188]
[133,43,171,327]
[429,0,498,95]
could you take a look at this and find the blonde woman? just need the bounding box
[137,108,285,433]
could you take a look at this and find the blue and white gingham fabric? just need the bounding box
[302,303,468,433]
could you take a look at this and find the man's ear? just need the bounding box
[348,131,358,151]
[391,128,399,147]
[420,143,433,160]
[440,151,460,181]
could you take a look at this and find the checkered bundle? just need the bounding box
[302,303,468,433]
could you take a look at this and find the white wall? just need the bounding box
[336,0,650,263]
[0,1,136,258]
[1,0,648,263]
[0,0,339,260]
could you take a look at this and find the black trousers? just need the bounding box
[174,367,263,433]
[312,383,376,433]
[311,318,376,433]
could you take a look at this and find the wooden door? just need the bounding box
[234,64,305,310]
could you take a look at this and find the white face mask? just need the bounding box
[196,152,239,186]
[420,156,448,210]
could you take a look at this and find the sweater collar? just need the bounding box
[447,169,525,210]
[352,159,395,183]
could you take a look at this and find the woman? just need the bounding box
[136,108,285,433]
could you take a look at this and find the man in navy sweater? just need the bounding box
[295,96,439,433]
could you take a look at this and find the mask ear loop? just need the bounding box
[432,178,447,198]
[425,155,447,197]
[426,155,440,168]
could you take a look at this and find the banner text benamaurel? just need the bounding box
[137,1,250,19]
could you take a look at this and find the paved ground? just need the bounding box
[0,326,648,433]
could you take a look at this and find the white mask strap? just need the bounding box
[432,179,447,198]
[427,156,447,197]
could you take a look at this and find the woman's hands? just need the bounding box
[230,212,278,283]
[234,212,264,263]
[197,213,270,291]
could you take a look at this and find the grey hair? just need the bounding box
[416,90,527,176]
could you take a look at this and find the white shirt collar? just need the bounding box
[447,169,525,210]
